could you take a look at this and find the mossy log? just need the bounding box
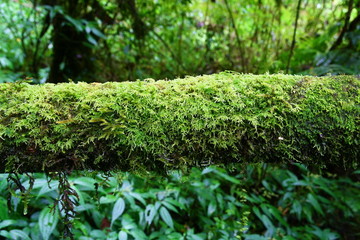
[0,72,359,173]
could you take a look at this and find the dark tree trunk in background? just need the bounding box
[47,13,94,83]
[117,0,148,40]
[330,0,354,51]
[41,0,112,83]
[38,0,147,83]
[46,0,95,83]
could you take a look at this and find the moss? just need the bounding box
[0,72,359,173]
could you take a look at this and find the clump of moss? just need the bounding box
[0,72,359,174]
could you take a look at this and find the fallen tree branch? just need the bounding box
[0,72,359,173]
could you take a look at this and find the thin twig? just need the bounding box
[177,12,185,75]
[151,30,186,71]
[224,0,247,72]
[330,0,354,50]
[196,0,210,73]
[286,0,302,74]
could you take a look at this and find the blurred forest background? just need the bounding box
[0,0,360,83]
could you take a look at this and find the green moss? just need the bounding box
[0,72,359,173]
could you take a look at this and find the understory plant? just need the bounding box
[0,164,359,239]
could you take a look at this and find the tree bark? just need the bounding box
[45,0,111,83]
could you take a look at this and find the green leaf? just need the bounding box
[39,207,58,240]
[243,234,268,240]
[253,207,275,234]
[118,230,128,240]
[71,184,85,205]
[202,167,240,184]
[0,230,11,239]
[310,226,339,240]
[85,26,91,34]
[128,192,146,206]
[207,200,217,216]
[121,214,137,230]
[73,219,89,236]
[79,237,94,240]
[161,201,179,213]
[130,229,147,240]
[266,204,289,227]
[8,230,31,240]
[291,200,302,220]
[261,180,273,191]
[165,199,185,210]
[303,205,314,223]
[29,224,42,240]
[216,193,224,210]
[0,220,16,229]
[307,193,324,216]
[259,203,273,219]
[90,230,107,239]
[92,210,103,227]
[30,179,48,190]
[283,237,296,240]
[75,203,95,212]
[0,230,30,240]
[145,204,156,226]
[100,195,118,204]
[73,177,97,191]
[186,230,206,240]
[111,198,126,227]
[0,197,9,220]
[37,181,58,198]
[292,180,308,186]
[159,206,174,229]
[201,168,213,175]
[91,28,106,39]
[64,15,83,32]
[87,35,97,46]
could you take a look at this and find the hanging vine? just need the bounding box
[7,172,35,215]
[54,171,80,239]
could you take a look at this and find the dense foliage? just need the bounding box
[1,1,359,239]
[1,73,359,173]
[1,165,359,239]
[0,0,359,83]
